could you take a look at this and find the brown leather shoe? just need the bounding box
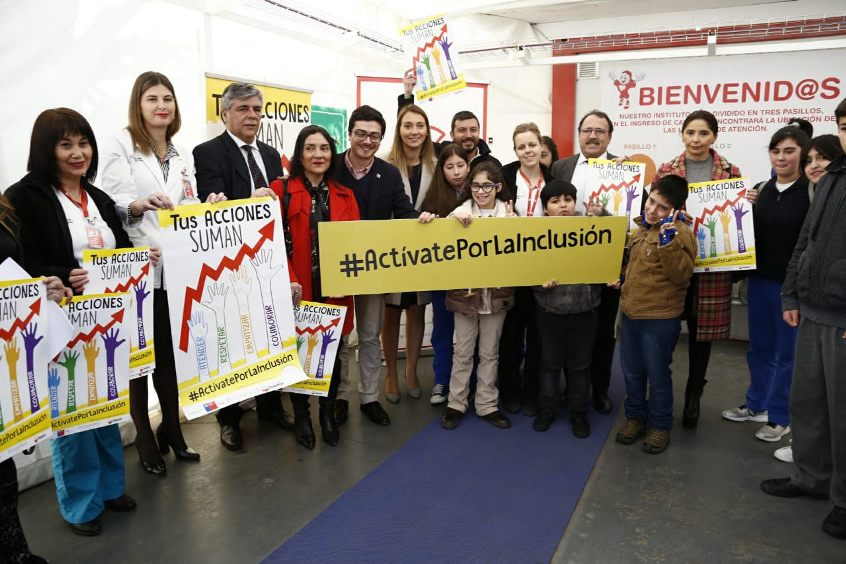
[615,418,646,445]
[642,428,670,454]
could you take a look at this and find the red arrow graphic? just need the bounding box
[0,299,41,341]
[178,220,276,352]
[66,309,125,348]
[590,174,642,198]
[103,262,151,294]
[692,189,747,232]
[295,317,341,335]
[411,25,448,67]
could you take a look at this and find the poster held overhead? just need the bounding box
[399,14,466,101]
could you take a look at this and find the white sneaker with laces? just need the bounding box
[755,423,790,442]
[430,384,447,405]
[722,405,768,422]
[774,444,793,463]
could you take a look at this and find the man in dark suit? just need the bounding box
[193,82,293,451]
[398,70,501,171]
[550,109,618,415]
[331,104,419,427]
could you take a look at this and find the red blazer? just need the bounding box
[270,176,360,335]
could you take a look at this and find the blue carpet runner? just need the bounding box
[265,360,623,563]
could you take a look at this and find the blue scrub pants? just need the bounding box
[51,424,125,524]
[745,276,797,426]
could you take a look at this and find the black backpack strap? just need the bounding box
[280,178,294,260]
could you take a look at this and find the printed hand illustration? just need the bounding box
[58,350,79,372]
[296,335,304,352]
[731,203,749,222]
[625,185,638,209]
[421,54,431,71]
[188,311,211,382]
[705,217,718,237]
[203,283,231,372]
[438,36,458,80]
[188,311,209,341]
[203,282,229,316]
[315,329,338,380]
[230,266,253,311]
[133,281,150,348]
[83,341,100,366]
[302,333,319,376]
[320,329,337,351]
[48,367,61,418]
[251,248,281,283]
[720,210,731,232]
[101,328,126,355]
[101,329,125,401]
[4,341,22,420]
[83,341,100,406]
[612,189,623,213]
[22,324,43,413]
[60,350,79,414]
[599,193,611,209]
[732,203,749,254]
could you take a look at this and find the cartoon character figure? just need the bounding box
[613,70,637,109]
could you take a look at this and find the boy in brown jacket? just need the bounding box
[615,175,696,454]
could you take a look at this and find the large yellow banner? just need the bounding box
[318,216,628,295]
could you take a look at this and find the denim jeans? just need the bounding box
[430,290,454,387]
[745,276,797,425]
[620,315,682,430]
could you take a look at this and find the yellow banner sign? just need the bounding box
[318,216,628,295]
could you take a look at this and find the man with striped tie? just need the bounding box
[194,81,292,451]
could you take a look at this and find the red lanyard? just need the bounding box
[58,185,91,218]
[519,169,544,216]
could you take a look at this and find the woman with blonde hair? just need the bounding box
[381,104,437,403]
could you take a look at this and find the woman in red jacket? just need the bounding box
[270,125,359,449]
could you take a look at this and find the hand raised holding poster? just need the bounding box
[158,198,306,419]
[399,14,466,100]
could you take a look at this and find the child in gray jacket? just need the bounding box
[532,179,606,437]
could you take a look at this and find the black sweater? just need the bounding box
[5,173,131,288]
[752,176,810,283]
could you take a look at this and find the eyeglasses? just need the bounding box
[470,182,498,193]
[579,128,608,136]
[352,130,383,142]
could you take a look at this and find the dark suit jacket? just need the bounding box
[331,153,418,220]
[550,151,618,182]
[5,173,132,288]
[194,132,284,201]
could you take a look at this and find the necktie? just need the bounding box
[242,145,267,189]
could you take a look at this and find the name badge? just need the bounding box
[181,169,196,199]
[86,219,104,249]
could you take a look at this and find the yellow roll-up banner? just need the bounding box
[318,216,628,295]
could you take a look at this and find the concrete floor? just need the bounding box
[17,337,845,563]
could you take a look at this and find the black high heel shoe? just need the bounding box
[157,425,201,462]
[138,455,167,477]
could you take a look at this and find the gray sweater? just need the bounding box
[781,155,846,326]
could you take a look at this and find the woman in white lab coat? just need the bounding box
[100,71,226,476]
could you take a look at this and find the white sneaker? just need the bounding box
[722,405,768,422]
[755,423,790,442]
[430,384,447,405]
[774,445,793,463]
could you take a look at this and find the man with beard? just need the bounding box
[399,69,501,172]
